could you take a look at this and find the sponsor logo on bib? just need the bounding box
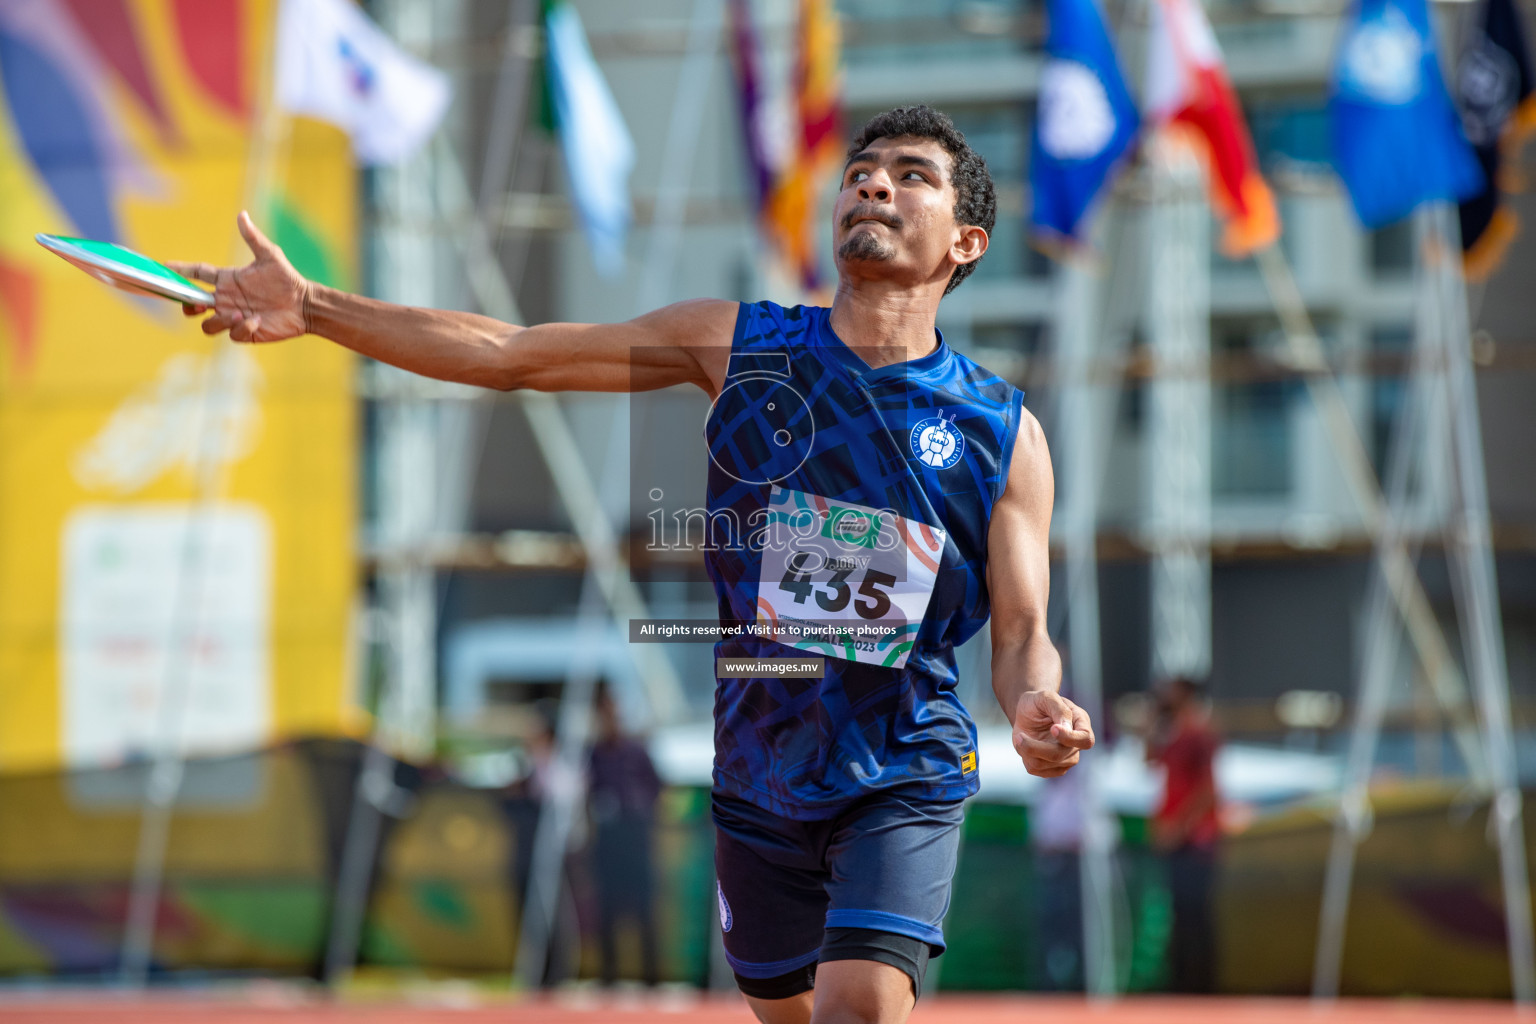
[822,507,884,548]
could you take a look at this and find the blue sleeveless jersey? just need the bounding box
[703,301,1025,819]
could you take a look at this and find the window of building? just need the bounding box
[1369,324,1413,475]
[839,0,1025,64]
[1213,324,1296,498]
[1370,218,1414,275]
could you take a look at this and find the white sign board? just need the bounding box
[61,504,271,766]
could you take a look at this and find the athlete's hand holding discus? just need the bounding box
[169,211,310,343]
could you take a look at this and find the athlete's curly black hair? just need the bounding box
[846,105,995,295]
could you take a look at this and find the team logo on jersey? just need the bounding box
[961,750,977,774]
[910,416,965,470]
[717,881,733,932]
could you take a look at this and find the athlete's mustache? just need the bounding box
[841,205,903,232]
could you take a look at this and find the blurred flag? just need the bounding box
[273,0,450,165]
[1029,0,1140,250]
[1145,0,1278,255]
[1328,0,1483,228]
[544,0,635,277]
[1455,0,1536,278]
[764,0,843,292]
[727,0,778,213]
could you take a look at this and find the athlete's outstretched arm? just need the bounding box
[170,212,735,396]
[986,408,1094,778]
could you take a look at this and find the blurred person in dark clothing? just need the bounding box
[588,685,664,987]
[1146,675,1221,993]
[510,700,585,988]
[1031,652,1085,990]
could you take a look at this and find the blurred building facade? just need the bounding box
[366,0,1536,753]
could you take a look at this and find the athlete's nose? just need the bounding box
[858,172,891,202]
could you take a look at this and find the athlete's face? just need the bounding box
[832,136,987,291]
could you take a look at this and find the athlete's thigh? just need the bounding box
[712,792,829,989]
[822,789,965,948]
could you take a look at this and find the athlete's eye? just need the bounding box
[849,170,870,184]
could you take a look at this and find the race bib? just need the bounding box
[755,487,946,669]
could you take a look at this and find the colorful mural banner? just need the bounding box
[0,0,358,771]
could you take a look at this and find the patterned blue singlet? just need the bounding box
[702,301,1025,819]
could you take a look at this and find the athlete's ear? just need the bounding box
[951,224,988,268]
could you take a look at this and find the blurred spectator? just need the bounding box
[1032,762,1086,990]
[1146,675,1221,993]
[1031,655,1085,990]
[587,685,663,987]
[511,699,584,988]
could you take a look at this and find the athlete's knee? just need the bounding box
[809,960,915,1024]
[746,992,814,1024]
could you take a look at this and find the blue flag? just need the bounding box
[1329,0,1484,228]
[1029,0,1140,247]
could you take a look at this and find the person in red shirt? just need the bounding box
[1146,675,1221,993]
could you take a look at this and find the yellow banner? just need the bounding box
[0,0,357,771]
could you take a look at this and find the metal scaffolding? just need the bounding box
[1145,134,1212,682]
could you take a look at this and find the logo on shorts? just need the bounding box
[910,416,965,470]
[717,881,733,932]
[961,750,977,774]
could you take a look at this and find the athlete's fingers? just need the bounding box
[237,210,280,262]
[182,302,209,317]
[166,260,219,285]
[200,310,242,336]
[230,313,262,343]
[1013,731,1081,766]
[1050,717,1095,751]
[1023,748,1080,776]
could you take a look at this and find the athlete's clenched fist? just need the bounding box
[1011,689,1095,777]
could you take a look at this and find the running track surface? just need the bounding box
[0,995,1524,1023]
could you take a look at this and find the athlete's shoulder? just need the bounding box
[1002,403,1051,501]
[946,345,1024,403]
[736,300,826,348]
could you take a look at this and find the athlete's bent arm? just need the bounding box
[171,212,734,396]
[985,408,1094,777]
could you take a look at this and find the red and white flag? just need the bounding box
[1145,0,1278,255]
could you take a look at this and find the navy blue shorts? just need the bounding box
[712,787,965,993]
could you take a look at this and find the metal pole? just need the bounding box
[514,1,721,982]
[478,0,540,231]
[119,0,290,979]
[1253,243,1486,781]
[1428,202,1536,1003]
[117,352,251,984]
[1057,251,1118,997]
[636,0,723,313]
[1145,133,1211,681]
[323,0,444,987]
[511,404,628,988]
[1310,257,1438,996]
[432,138,689,721]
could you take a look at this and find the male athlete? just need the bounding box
[174,105,1093,1024]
